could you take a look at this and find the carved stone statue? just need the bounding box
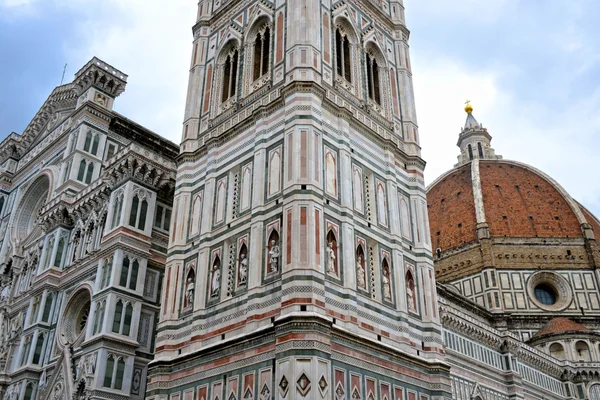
[185,276,195,308]
[76,357,85,379]
[407,286,415,311]
[211,268,221,297]
[356,255,366,289]
[269,240,280,272]
[239,254,248,285]
[85,353,96,376]
[382,268,391,300]
[326,241,337,275]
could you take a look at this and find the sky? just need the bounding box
[0,0,598,217]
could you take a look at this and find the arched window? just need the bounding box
[91,134,99,155]
[119,257,130,287]
[477,142,484,158]
[42,293,53,322]
[53,235,66,268]
[85,163,94,184]
[335,28,352,82]
[468,144,474,160]
[0,196,4,216]
[115,358,125,390]
[129,260,139,290]
[84,131,93,152]
[102,259,112,289]
[122,303,133,336]
[20,335,32,366]
[32,333,45,364]
[253,26,271,81]
[62,160,72,183]
[23,384,34,400]
[366,53,381,105]
[575,341,591,361]
[93,301,105,335]
[111,195,123,229]
[221,48,239,103]
[129,194,148,230]
[103,356,115,387]
[112,301,123,333]
[549,342,565,360]
[77,160,87,181]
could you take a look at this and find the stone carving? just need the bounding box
[38,369,47,388]
[357,255,366,289]
[269,240,280,272]
[382,264,391,301]
[185,275,195,308]
[211,267,221,297]
[84,353,96,376]
[239,253,248,285]
[407,285,415,311]
[327,241,337,276]
[76,357,85,379]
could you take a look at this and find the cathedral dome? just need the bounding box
[427,109,600,283]
[428,159,588,252]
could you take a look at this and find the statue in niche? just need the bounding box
[185,274,195,308]
[382,262,391,300]
[76,357,85,379]
[239,253,248,285]
[211,265,221,297]
[0,344,7,362]
[356,255,366,289]
[326,241,337,275]
[85,353,96,376]
[406,273,416,311]
[269,240,280,272]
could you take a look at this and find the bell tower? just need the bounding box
[147,1,451,399]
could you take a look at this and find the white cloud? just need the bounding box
[55,0,197,144]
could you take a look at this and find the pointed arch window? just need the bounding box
[221,49,239,103]
[115,358,125,390]
[23,384,34,400]
[84,131,92,152]
[335,29,352,82]
[0,196,4,216]
[93,301,105,335]
[20,335,32,366]
[366,53,381,105]
[32,333,45,365]
[111,194,123,229]
[129,260,139,291]
[112,301,123,333]
[119,257,130,287]
[53,235,66,268]
[77,160,95,184]
[253,26,271,81]
[42,293,54,322]
[101,258,112,289]
[129,193,149,230]
[122,303,133,336]
[477,142,484,158]
[103,355,115,387]
[468,144,474,160]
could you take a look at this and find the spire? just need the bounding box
[464,100,480,129]
[454,101,502,167]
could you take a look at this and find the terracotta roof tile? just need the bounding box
[535,318,589,337]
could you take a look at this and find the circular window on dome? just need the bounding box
[527,272,572,311]
[534,284,557,305]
